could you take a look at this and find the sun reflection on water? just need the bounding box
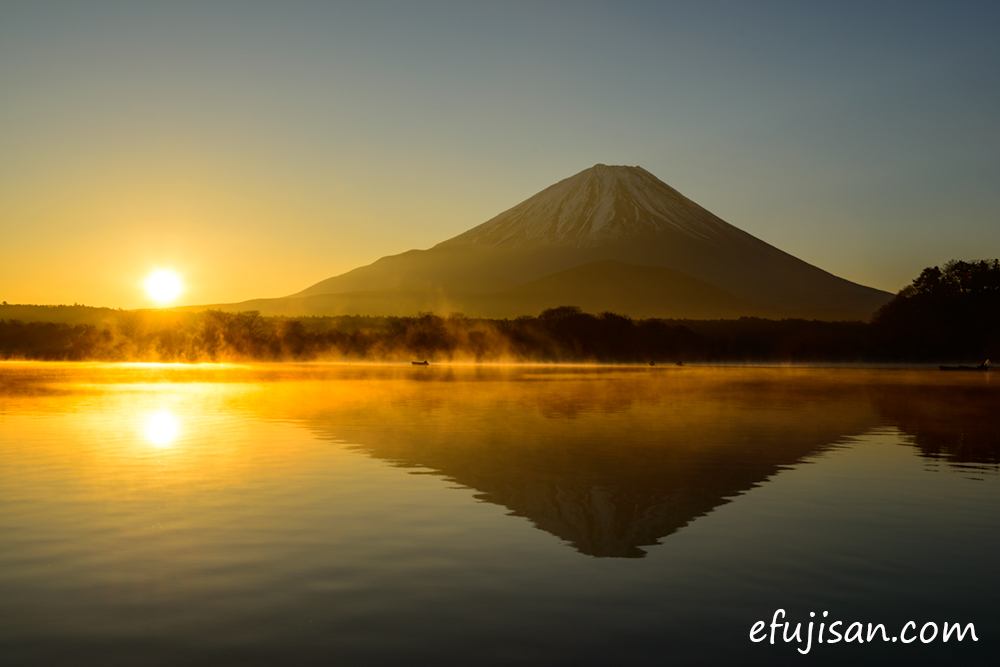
[144,410,180,447]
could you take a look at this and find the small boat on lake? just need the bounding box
[412,360,429,366]
[939,363,991,371]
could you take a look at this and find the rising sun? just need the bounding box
[144,270,184,305]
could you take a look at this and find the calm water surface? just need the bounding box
[1,363,997,666]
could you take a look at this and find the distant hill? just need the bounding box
[0,304,121,326]
[198,164,893,320]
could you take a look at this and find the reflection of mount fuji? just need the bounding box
[248,367,880,557]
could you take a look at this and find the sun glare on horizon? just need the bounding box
[144,270,184,305]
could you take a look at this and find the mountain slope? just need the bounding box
[216,260,764,319]
[478,260,769,319]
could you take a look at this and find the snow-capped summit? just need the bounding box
[441,164,749,249]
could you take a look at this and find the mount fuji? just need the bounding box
[223,165,891,320]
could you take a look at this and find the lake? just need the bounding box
[1,362,997,666]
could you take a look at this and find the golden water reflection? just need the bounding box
[1,363,997,559]
[143,409,180,447]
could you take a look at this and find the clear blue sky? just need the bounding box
[2,1,998,308]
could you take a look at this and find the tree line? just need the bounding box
[1,260,996,364]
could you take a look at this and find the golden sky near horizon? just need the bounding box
[2,2,998,309]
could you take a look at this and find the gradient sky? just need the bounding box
[2,0,998,309]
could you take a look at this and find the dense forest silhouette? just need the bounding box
[1,260,996,363]
[870,259,1000,361]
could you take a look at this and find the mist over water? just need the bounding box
[0,363,997,665]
